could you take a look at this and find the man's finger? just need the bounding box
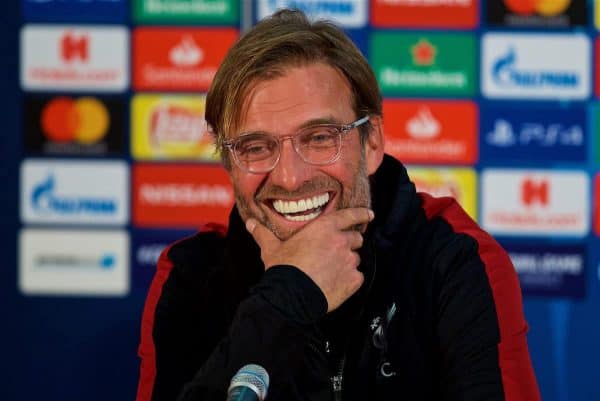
[330,208,374,230]
[246,218,280,250]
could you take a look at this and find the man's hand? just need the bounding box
[245,208,374,313]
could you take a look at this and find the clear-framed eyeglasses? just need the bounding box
[223,116,370,174]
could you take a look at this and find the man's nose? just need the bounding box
[268,139,312,191]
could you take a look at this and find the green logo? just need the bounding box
[133,0,239,24]
[370,32,476,96]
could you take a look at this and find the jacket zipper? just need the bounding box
[326,340,345,401]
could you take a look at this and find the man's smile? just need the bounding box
[270,192,331,222]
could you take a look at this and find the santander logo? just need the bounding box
[406,107,441,139]
[169,36,204,67]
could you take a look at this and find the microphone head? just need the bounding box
[228,364,269,401]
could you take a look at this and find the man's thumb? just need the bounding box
[245,218,279,248]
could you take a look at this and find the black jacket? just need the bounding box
[136,155,540,401]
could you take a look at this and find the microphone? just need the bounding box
[226,364,270,401]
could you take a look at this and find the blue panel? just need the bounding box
[480,104,587,164]
[22,0,127,23]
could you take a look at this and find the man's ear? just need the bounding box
[364,116,385,175]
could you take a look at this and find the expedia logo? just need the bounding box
[31,175,117,215]
[35,253,116,270]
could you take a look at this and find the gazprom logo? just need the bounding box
[268,0,354,14]
[260,0,366,28]
[492,47,579,89]
[21,159,129,225]
[482,33,590,100]
[31,174,117,215]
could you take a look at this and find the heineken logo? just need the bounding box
[371,32,475,96]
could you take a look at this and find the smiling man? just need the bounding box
[136,9,540,401]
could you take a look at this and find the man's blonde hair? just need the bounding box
[205,9,382,168]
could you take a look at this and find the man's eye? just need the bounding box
[238,140,273,157]
[305,130,337,147]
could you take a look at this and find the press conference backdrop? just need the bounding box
[1,0,599,400]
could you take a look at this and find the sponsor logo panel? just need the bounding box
[481,169,589,236]
[133,164,233,228]
[19,228,129,296]
[258,0,367,28]
[480,104,586,162]
[594,102,600,162]
[132,229,195,292]
[383,100,477,164]
[22,0,127,22]
[133,27,237,91]
[133,0,239,24]
[595,39,600,97]
[481,33,590,100]
[595,174,600,235]
[406,166,477,220]
[24,95,125,156]
[486,0,586,28]
[371,32,476,96]
[21,25,129,92]
[370,0,478,28]
[131,94,217,161]
[20,159,129,225]
[502,242,585,298]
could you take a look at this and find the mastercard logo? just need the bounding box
[503,0,571,16]
[41,97,109,144]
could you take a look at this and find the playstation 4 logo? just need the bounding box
[487,119,583,148]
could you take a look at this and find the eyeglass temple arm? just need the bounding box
[344,115,370,132]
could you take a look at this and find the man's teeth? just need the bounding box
[272,193,329,215]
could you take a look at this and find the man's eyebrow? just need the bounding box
[297,116,343,129]
[237,116,344,137]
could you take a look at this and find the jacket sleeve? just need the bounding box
[435,231,540,401]
[135,237,328,401]
[178,265,328,401]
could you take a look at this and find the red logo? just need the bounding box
[412,39,436,66]
[503,0,570,16]
[133,28,238,91]
[133,164,234,228]
[60,32,89,63]
[371,0,478,29]
[41,96,109,144]
[383,100,477,164]
[521,178,549,207]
